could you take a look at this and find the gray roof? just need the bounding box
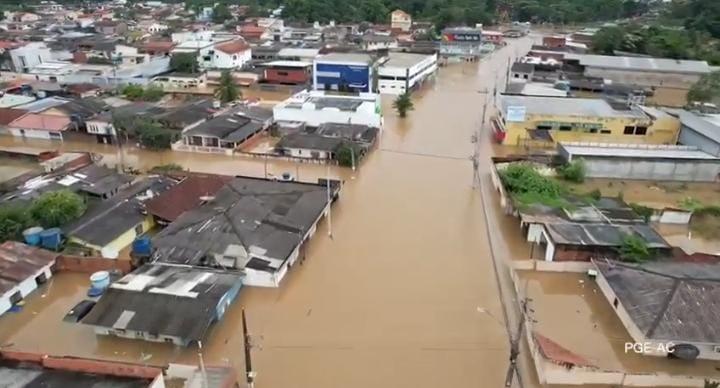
[677,110,720,145]
[81,263,243,342]
[315,52,374,65]
[362,34,397,43]
[511,62,534,73]
[381,52,432,69]
[559,142,720,161]
[0,362,149,388]
[545,223,669,248]
[276,133,344,152]
[315,122,378,143]
[184,115,264,142]
[155,99,214,130]
[232,105,273,122]
[65,176,175,247]
[595,259,720,343]
[565,54,711,74]
[15,97,70,113]
[151,177,337,268]
[499,95,648,119]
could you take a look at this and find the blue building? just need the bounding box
[313,53,375,93]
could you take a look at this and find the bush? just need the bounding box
[336,143,360,167]
[618,233,651,263]
[0,206,31,242]
[499,163,567,208]
[122,84,145,100]
[557,159,585,183]
[587,189,602,201]
[29,190,86,228]
[142,85,165,101]
[629,203,655,222]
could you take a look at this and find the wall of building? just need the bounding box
[273,99,382,128]
[70,216,154,255]
[378,54,437,95]
[213,49,251,69]
[679,125,720,157]
[8,128,63,140]
[264,68,309,84]
[10,43,53,73]
[499,111,680,146]
[283,147,332,159]
[575,156,720,182]
[57,255,133,274]
[583,67,703,90]
[313,62,372,92]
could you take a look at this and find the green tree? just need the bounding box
[135,120,176,150]
[30,190,86,228]
[557,159,585,183]
[0,206,31,242]
[170,52,199,73]
[142,84,165,102]
[122,84,145,100]
[591,27,625,55]
[336,143,360,167]
[393,93,414,118]
[618,233,651,263]
[214,70,240,103]
[687,71,720,103]
[212,3,232,23]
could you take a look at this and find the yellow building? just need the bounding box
[493,95,680,147]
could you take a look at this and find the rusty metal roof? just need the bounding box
[0,241,59,294]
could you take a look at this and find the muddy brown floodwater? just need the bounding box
[0,38,547,388]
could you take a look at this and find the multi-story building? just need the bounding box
[313,53,375,93]
[439,27,483,57]
[493,95,680,146]
[377,52,437,95]
[390,9,412,32]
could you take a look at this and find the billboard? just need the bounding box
[314,63,371,92]
[442,32,482,42]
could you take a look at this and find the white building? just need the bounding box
[361,35,399,51]
[273,90,382,128]
[390,9,412,32]
[146,22,168,34]
[171,30,213,44]
[27,61,76,83]
[212,40,251,69]
[276,47,320,63]
[9,42,53,73]
[0,242,58,316]
[377,52,437,95]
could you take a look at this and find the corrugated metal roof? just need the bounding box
[560,142,719,160]
[565,54,711,74]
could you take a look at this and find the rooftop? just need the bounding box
[0,241,58,295]
[276,132,344,152]
[381,52,432,69]
[15,97,70,113]
[262,60,312,68]
[8,113,70,131]
[81,263,243,343]
[0,360,151,388]
[183,114,263,142]
[545,222,669,248]
[594,259,720,344]
[232,104,273,122]
[214,39,250,54]
[559,142,720,161]
[145,174,232,223]
[675,109,720,144]
[0,108,28,125]
[565,53,711,74]
[151,176,336,268]
[499,95,648,120]
[315,52,374,65]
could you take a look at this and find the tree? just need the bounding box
[135,120,176,150]
[170,52,199,73]
[212,3,232,23]
[0,206,31,242]
[336,143,360,167]
[393,93,414,118]
[557,159,585,183]
[618,233,651,263]
[591,27,625,55]
[29,190,86,228]
[704,380,719,388]
[122,84,145,100]
[214,70,240,103]
[687,71,720,103]
[142,84,165,102]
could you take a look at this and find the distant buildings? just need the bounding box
[390,9,412,32]
[261,60,312,85]
[276,122,378,161]
[494,95,680,146]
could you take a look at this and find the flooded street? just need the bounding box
[0,38,545,388]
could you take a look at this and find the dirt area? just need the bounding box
[518,270,720,378]
[240,134,279,154]
[566,179,720,210]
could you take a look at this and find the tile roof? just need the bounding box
[215,39,250,55]
[145,174,232,222]
[0,108,27,125]
[8,114,71,131]
[533,332,595,368]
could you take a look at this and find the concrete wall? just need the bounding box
[580,156,720,182]
[583,67,702,90]
[679,125,720,157]
[8,128,63,140]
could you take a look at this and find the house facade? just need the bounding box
[390,9,412,32]
[212,40,252,69]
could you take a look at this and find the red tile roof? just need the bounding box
[145,174,232,222]
[215,39,251,55]
[141,40,176,52]
[9,114,71,131]
[0,108,28,126]
[533,332,595,368]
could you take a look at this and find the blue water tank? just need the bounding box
[39,228,62,251]
[132,236,152,256]
[22,226,44,246]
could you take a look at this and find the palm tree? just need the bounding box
[214,70,241,103]
[393,92,414,118]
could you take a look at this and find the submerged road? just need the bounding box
[0,37,544,388]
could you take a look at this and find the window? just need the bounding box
[623,126,635,135]
[513,73,519,78]
[536,125,552,130]
[558,125,572,131]
[600,129,611,134]
[613,298,619,308]
[635,126,647,135]
[232,55,237,60]
[523,74,529,79]
[277,71,289,76]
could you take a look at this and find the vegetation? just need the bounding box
[336,143,361,167]
[212,3,233,23]
[135,120,178,150]
[392,93,414,118]
[556,159,585,183]
[499,163,568,208]
[618,233,651,263]
[629,203,654,222]
[121,84,165,102]
[705,379,720,388]
[0,206,32,243]
[151,163,185,173]
[170,52,199,74]
[29,190,86,229]
[587,188,602,201]
[87,56,114,65]
[214,70,240,103]
[687,71,720,104]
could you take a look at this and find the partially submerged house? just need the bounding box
[0,241,59,316]
[276,122,378,161]
[145,173,232,224]
[151,176,340,287]
[594,259,720,361]
[81,263,243,346]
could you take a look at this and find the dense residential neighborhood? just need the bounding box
[0,1,720,388]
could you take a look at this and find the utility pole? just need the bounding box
[326,164,333,238]
[504,298,529,388]
[242,309,255,388]
[472,95,488,189]
[197,341,209,388]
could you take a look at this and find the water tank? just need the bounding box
[132,237,152,257]
[90,271,110,290]
[39,228,62,251]
[22,226,44,246]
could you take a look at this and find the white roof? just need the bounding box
[499,95,646,119]
[276,47,320,58]
[381,52,433,69]
[565,54,711,74]
[262,60,312,68]
[560,142,719,160]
